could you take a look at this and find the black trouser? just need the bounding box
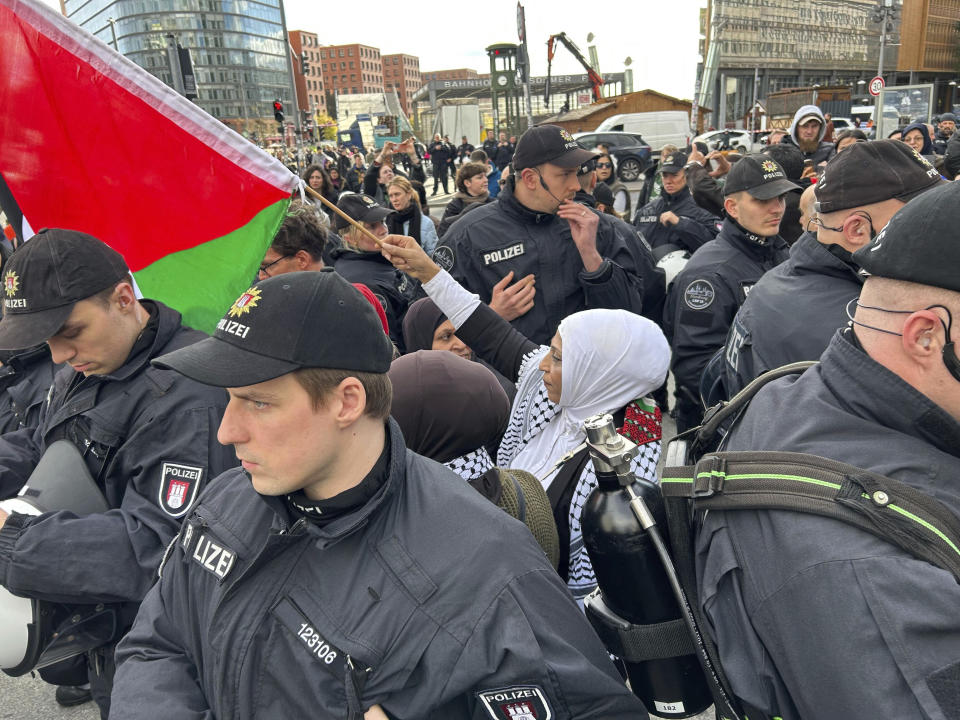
[674,385,706,434]
[432,162,449,193]
[88,646,117,720]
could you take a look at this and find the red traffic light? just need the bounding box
[273,100,283,112]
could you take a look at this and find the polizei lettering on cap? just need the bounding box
[483,242,525,266]
[4,299,27,308]
[217,318,251,338]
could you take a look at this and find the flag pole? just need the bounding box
[303,186,384,247]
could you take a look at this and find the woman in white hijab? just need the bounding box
[381,236,670,606]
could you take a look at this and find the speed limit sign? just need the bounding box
[869,76,885,96]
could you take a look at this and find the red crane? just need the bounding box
[545,32,604,105]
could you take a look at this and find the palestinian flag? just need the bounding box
[0,0,299,332]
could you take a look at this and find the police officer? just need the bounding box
[112,270,648,720]
[632,151,721,256]
[723,140,946,398]
[696,180,960,720]
[433,124,645,345]
[329,193,418,352]
[664,155,798,431]
[0,229,236,717]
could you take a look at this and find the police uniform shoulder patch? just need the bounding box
[433,245,455,272]
[159,461,203,517]
[477,686,553,720]
[684,279,715,310]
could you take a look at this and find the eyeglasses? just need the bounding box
[806,210,874,235]
[258,255,292,276]
[805,216,843,233]
[596,162,613,169]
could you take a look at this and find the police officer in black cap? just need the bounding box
[664,155,798,431]
[696,179,960,720]
[632,151,721,256]
[111,270,647,720]
[722,140,946,398]
[432,124,645,345]
[0,229,236,716]
[329,193,418,352]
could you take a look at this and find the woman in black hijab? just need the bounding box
[402,298,515,403]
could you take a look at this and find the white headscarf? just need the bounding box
[510,309,670,485]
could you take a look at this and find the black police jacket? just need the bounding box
[0,301,236,625]
[331,246,419,352]
[944,130,960,179]
[723,232,862,397]
[663,218,789,396]
[113,420,647,720]
[433,179,645,345]
[697,330,960,719]
[632,187,721,253]
[0,345,57,434]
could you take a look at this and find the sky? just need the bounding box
[285,0,708,101]
[38,0,708,102]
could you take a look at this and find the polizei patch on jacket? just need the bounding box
[272,596,349,678]
[158,462,203,517]
[476,686,553,720]
[683,279,715,310]
[190,532,236,581]
[482,242,525,266]
[433,245,455,271]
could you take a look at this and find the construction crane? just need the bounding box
[545,32,604,106]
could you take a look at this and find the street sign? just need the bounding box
[869,76,885,96]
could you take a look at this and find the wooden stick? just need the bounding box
[303,185,384,247]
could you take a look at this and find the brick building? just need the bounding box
[381,53,422,115]
[289,30,326,118]
[320,43,383,96]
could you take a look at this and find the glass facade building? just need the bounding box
[63,0,295,129]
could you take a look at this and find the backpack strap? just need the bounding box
[661,450,960,581]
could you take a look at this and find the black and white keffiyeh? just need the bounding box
[444,447,494,481]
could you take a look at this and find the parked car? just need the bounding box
[573,131,652,182]
[693,129,767,154]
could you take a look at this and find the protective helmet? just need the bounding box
[1,441,112,675]
[653,243,691,290]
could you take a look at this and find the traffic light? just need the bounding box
[300,52,309,75]
[273,99,284,123]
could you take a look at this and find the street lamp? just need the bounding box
[106,17,118,51]
[950,80,958,112]
[871,0,898,136]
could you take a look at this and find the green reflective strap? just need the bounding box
[887,502,960,557]
[661,477,693,484]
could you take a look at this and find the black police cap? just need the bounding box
[153,269,394,387]
[0,229,129,351]
[853,181,960,294]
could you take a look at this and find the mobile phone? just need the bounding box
[803,159,815,169]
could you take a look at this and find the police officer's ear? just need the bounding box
[842,213,873,250]
[114,280,137,312]
[329,376,368,428]
[723,193,742,222]
[901,310,942,365]
[292,250,313,270]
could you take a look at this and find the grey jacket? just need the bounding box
[723,232,862,397]
[697,330,960,719]
[112,421,647,720]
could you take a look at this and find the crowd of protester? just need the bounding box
[2,102,960,719]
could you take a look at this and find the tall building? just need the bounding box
[381,53,421,116]
[290,30,326,119]
[319,43,383,97]
[61,0,296,137]
[700,0,960,127]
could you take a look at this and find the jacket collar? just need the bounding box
[821,330,960,458]
[574,190,597,208]
[261,419,408,539]
[718,217,787,258]
[498,177,557,226]
[103,300,180,383]
[789,232,864,284]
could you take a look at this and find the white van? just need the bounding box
[595,112,692,156]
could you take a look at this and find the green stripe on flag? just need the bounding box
[133,199,289,333]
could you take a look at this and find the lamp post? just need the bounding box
[871,0,898,134]
[950,81,958,113]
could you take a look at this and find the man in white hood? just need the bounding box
[781,104,836,167]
